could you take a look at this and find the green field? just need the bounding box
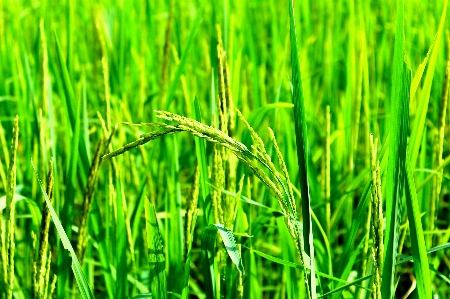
[0,0,450,298]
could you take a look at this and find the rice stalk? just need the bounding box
[4,115,18,299]
[325,105,331,236]
[369,134,383,299]
[77,140,104,262]
[31,231,37,299]
[185,163,200,258]
[36,159,54,298]
[159,0,174,104]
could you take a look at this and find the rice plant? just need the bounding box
[0,0,450,298]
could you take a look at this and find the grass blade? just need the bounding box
[404,153,431,298]
[381,0,410,296]
[288,0,316,296]
[408,0,448,168]
[214,224,245,275]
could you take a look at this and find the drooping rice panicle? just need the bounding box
[151,111,284,202]
[102,128,181,160]
[103,110,307,271]
[154,110,248,154]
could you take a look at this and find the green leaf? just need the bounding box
[404,154,431,297]
[288,0,316,296]
[214,224,245,275]
[408,0,448,168]
[381,0,410,296]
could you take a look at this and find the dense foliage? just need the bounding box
[0,0,449,298]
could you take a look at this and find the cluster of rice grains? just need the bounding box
[369,135,384,299]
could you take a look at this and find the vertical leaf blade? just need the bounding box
[408,0,448,168]
[405,154,431,298]
[288,0,316,297]
[381,0,409,297]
